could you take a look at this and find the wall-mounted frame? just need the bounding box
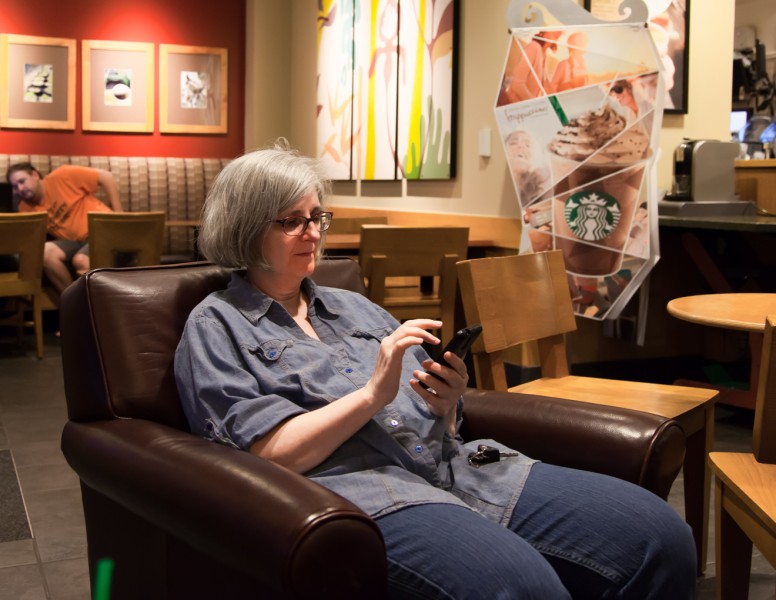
[159,44,227,134]
[0,34,76,130]
[82,40,155,132]
[584,0,689,114]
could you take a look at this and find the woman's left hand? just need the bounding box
[412,352,468,418]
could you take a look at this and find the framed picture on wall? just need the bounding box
[159,44,227,134]
[584,0,689,114]
[0,34,76,130]
[82,40,155,132]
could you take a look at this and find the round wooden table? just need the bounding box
[667,293,776,412]
[667,293,776,333]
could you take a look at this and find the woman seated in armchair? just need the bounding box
[174,141,696,599]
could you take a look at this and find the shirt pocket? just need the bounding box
[350,326,392,343]
[248,338,332,399]
[250,338,294,363]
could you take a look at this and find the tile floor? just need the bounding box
[0,332,774,599]
[0,334,87,600]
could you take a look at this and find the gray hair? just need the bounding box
[197,141,330,269]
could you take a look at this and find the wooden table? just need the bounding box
[666,294,776,575]
[162,224,504,262]
[325,233,498,252]
[668,294,776,332]
[164,225,501,253]
[667,293,776,410]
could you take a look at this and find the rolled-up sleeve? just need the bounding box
[175,312,306,450]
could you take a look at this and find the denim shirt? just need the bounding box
[174,272,536,524]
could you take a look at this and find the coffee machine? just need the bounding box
[660,139,755,216]
[669,139,694,199]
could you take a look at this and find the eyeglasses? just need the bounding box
[273,211,333,236]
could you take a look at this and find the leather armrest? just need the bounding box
[461,389,685,499]
[61,419,386,598]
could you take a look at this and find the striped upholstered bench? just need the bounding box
[0,154,231,262]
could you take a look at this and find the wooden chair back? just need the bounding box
[753,314,776,463]
[0,213,47,287]
[327,215,388,235]
[88,211,166,269]
[0,212,48,358]
[456,250,577,390]
[359,226,469,344]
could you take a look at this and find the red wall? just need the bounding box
[0,0,245,158]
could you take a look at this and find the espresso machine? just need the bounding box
[660,139,756,216]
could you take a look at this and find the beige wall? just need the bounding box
[247,0,736,219]
[245,1,294,151]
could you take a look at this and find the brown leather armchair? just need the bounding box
[59,256,686,600]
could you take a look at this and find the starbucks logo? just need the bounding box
[564,191,621,242]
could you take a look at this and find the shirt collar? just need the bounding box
[225,270,340,325]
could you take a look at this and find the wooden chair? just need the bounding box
[456,250,719,574]
[709,314,776,599]
[327,215,388,235]
[359,226,469,345]
[87,211,166,269]
[0,212,48,359]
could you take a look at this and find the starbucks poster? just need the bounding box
[496,0,664,322]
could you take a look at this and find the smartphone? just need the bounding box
[420,324,483,390]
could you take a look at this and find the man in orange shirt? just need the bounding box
[7,163,122,301]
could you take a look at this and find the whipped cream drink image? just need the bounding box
[549,104,649,277]
[550,105,649,163]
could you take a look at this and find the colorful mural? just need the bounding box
[317,0,456,180]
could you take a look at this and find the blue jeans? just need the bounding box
[375,463,696,599]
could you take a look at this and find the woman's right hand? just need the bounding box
[249,319,442,473]
[363,319,442,408]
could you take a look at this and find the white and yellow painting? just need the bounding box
[317,0,456,180]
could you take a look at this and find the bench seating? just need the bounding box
[0,154,232,260]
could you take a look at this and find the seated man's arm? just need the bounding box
[96,169,122,212]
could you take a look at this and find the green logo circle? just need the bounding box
[564,191,621,242]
